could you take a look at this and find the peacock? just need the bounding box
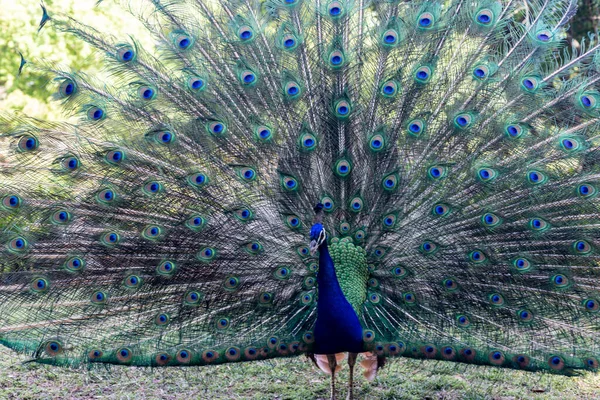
[2,0,600,398]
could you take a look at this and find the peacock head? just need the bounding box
[309,203,327,255]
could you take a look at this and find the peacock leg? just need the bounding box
[327,354,338,400]
[346,352,358,400]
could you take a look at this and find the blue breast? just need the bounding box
[313,240,364,354]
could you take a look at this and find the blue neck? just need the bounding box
[313,241,364,354]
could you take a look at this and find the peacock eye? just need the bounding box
[407,119,426,137]
[17,136,39,152]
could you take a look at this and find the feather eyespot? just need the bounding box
[240,70,257,86]
[255,125,273,142]
[488,293,504,306]
[64,257,85,272]
[442,278,458,291]
[339,222,351,233]
[363,330,375,342]
[303,276,316,289]
[155,313,170,326]
[328,50,345,69]
[280,174,299,192]
[197,247,217,262]
[327,1,344,18]
[284,215,301,229]
[105,149,125,165]
[215,317,230,330]
[274,266,291,279]
[407,119,426,137]
[58,79,77,97]
[489,351,505,365]
[370,134,386,152]
[381,29,399,46]
[477,167,498,182]
[475,9,494,25]
[17,136,39,152]
[234,208,254,222]
[348,196,363,212]
[207,121,227,136]
[124,274,142,289]
[512,257,532,272]
[101,232,120,246]
[116,45,136,62]
[281,34,298,50]
[258,292,274,305]
[300,292,314,305]
[60,156,80,171]
[202,350,219,363]
[418,12,435,29]
[391,266,407,278]
[428,165,447,180]
[117,348,133,363]
[184,291,203,305]
[335,159,352,177]
[284,81,302,99]
[299,132,318,151]
[51,209,72,224]
[238,26,254,41]
[173,33,193,50]
[30,277,49,293]
[380,80,399,97]
[420,241,437,254]
[513,354,530,368]
[187,77,205,92]
[573,240,592,254]
[89,349,103,361]
[187,172,209,188]
[186,215,206,231]
[138,85,157,100]
[44,341,63,357]
[156,260,176,276]
[223,276,240,291]
[303,331,315,344]
[142,225,163,240]
[548,355,565,371]
[414,66,433,83]
[334,100,351,119]
[91,290,108,305]
[320,196,335,212]
[456,314,470,327]
[583,299,599,312]
[87,106,105,121]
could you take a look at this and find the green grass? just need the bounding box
[1,346,600,399]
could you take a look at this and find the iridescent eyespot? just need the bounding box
[154,313,170,326]
[321,196,335,212]
[173,33,193,50]
[473,64,490,80]
[328,50,345,69]
[184,290,202,305]
[368,292,381,304]
[187,77,206,92]
[215,317,230,330]
[63,257,85,272]
[138,85,157,100]
[380,80,399,97]
[529,218,549,232]
[489,351,505,365]
[142,225,163,240]
[44,341,63,357]
[87,106,105,121]
[442,278,458,291]
[468,250,487,263]
[481,212,501,228]
[559,137,582,152]
[577,184,597,198]
[299,132,318,151]
[388,342,404,356]
[157,260,176,276]
[441,346,457,360]
[30,277,49,293]
[418,12,435,29]
[354,229,366,241]
[116,45,136,62]
[428,165,447,179]
[488,293,504,306]
[58,79,77,97]
[335,159,352,177]
[117,348,133,363]
[391,265,408,278]
[414,66,432,83]
[505,123,527,139]
[280,174,299,192]
[339,222,350,233]
[520,76,540,93]
[105,150,125,165]
[202,350,219,362]
[7,237,28,253]
[237,166,257,182]
[573,240,592,254]
[259,292,274,304]
[225,347,241,361]
[284,215,301,229]
[583,299,599,313]
[363,330,375,342]
[475,9,494,25]
[97,188,116,204]
[477,167,498,182]
[2,194,21,210]
[186,215,206,231]
[17,136,39,152]
[197,247,217,262]
[517,309,533,322]
[456,314,470,327]
[240,70,257,86]
[551,274,569,288]
[60,156,80,171]
[187,172,209,188]
[328,1,344,18]
[527,170,546,185]
[255,125,273,142]
[124,274,142,289]
[274,266,292,279]
[420,241,437,254]
[548,355,565,371]
[372,247,386,258]
[89,349,103,361]
[407,119,426,137]
[403,292,416,304]
[381,29,399,46]
[91,290,108,305]
[303,331,315,343]
[535,29,552,43]
[281,34,298,50]
[578,92,598,110]
[234,208,253,222]
[297,245,310,257]
[303,276,316,289]
[245,241,263,255]
[432,204,450,217]
[370,134,386,152]
[334,100,351,119]
[238,26,254,41]
[461,348,476,361]
[223,276,240,291]
[513,354,530,368]
[585,357,599,370]
[284,81,302,99]
[453,113,473,129]
[101,232,120,246]
[300,292,314,305]
[207,121,227,136]
[512,257,532,272]
[143,181,163,196]
[349,197,363,212]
